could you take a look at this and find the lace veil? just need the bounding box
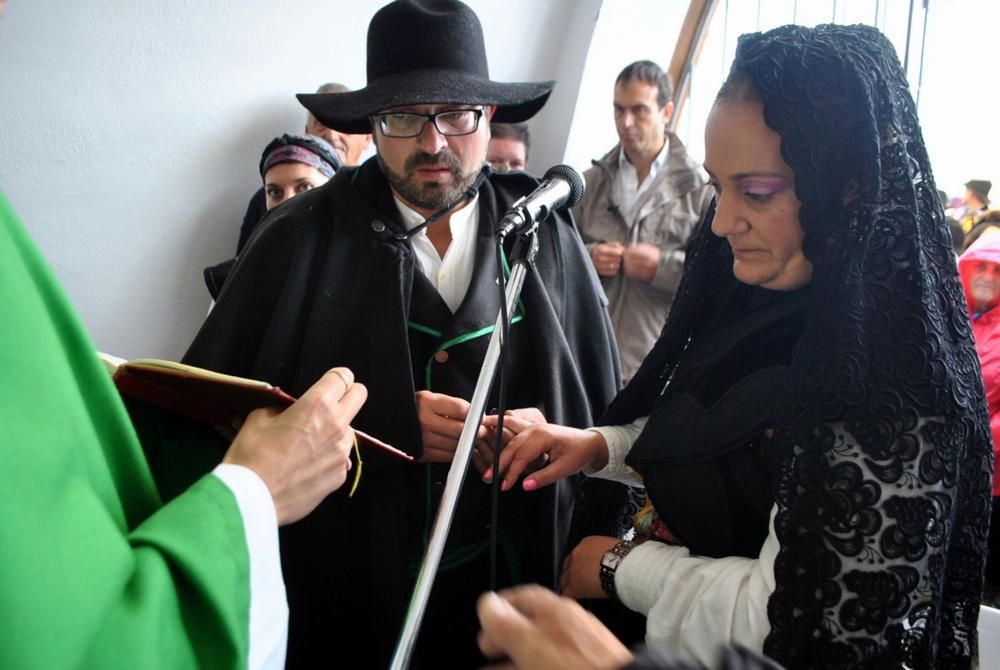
[604,24,991,668]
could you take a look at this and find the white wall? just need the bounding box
[0,0,599,359]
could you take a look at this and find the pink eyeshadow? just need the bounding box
[741,176,791,195]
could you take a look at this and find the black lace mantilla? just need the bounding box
[604,24,991,669]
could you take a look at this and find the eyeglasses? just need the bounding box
[373,109,484,138]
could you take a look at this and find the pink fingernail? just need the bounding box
[482,468,493,482]
[523,478,538,491]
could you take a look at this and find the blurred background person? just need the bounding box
[304,82,373,167]
[237,83,373,255]
[206,133,339,300]
[947,217,965,255]
[258,133,340,211]
[963,209,1000,252]
[959,178,992,233]
[574,60,712,382]
[487,121,530,172]
[959,234,1000,607]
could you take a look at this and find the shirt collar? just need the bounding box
[393,193,480,233]
[618,134,671,173]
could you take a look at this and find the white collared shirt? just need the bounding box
[587,419,775,665]
[394,194,480,313]
[614,139,671,221]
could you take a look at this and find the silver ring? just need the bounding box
[331,369,351,389]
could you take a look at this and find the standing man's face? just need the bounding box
[373,104,495,217]
[613,79,673,160]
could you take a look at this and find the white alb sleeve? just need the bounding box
[615,506,779,667]
[212,464,289,670]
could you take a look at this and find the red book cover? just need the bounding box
[99,354,410,461]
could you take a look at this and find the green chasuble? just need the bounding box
[0,193,253,669]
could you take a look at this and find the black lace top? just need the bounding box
[604,24,991,669]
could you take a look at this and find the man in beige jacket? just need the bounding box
[574,60,713,381]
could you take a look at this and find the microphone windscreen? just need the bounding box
[543,164,586,207]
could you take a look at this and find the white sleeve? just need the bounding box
[615,505,779,666]
[212,464,288,670]
[585,416,648,487]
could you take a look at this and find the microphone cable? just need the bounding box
[393,165,491,241]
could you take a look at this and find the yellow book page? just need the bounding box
[97,352,275,389]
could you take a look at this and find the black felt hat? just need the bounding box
[297,0,554,134]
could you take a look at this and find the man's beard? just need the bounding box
[378,149,479,212]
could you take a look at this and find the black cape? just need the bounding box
[184,158,621,668]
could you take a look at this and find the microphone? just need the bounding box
[496,164,586,239]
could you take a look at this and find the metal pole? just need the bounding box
[389,244,536,670]
[903,0,916,77]
[916,0,930,108]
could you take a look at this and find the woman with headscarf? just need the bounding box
[487,24,991,669]
[241,133,341,248]
[205,133,340,300]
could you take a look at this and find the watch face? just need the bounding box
[601,549,622,570]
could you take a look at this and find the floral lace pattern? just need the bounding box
[603,24,991,669]
[737,25,991,669]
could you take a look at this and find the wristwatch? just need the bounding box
[599,540,636,599]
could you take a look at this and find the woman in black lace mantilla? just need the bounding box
[486,24,991,669]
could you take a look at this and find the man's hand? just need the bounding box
[591,241,625,277]
[561,536,621,600]
[477,585,633,670]
[415,390,488,463]
[622,242,661,282]
[223,367,367,525]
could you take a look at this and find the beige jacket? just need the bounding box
[574,133,712,380]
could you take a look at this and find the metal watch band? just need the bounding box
[599,540,637,599]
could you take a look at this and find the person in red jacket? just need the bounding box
[959,232,1000,604]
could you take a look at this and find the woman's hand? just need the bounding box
[561,536,621,600]
[480,417,609,491]
[476,407,549,473]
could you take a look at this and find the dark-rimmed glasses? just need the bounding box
[373,109,484,138]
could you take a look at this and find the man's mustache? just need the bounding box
[406,150,462,174]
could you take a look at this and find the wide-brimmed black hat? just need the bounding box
[297,0,554,134]
[965,179,992,206]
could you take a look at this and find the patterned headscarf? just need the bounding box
[605,24,990,669]
[259,133,341,179]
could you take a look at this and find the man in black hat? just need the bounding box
[183,1,621,667]
[961,179,992,233]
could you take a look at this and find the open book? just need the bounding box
[98,353,411,461]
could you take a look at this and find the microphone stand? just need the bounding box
[390,228,540,670]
